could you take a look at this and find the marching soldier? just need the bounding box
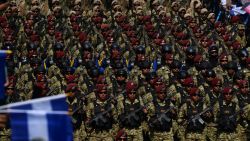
[148,84,176,141]
[214,86,240,141]
[86,84,118,141]
[117,80,153,141]
[178,87,211,141]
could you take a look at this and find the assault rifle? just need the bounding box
[189,106,212,126]
[150,106,177,126]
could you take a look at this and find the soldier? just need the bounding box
[215,86,241,141]
[148,84,176,141]
[235,80,250,141]
[66,83,87,141]
[86,84,118,141]
[178,87,211,141]
[117,80,151,141]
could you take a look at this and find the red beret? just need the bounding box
[214,21,222,28]
[47,15,55,22]
[239,80,248,86]
[178,39,190,46]
[183,77,194,86]
[211,77,221,87]
[188,87,199,95]
[70,15,77,22]
[246,57,250,63]
[101,23,110,30]
[115,129,127,141]
[130,37,139,46]
[92,16,103,23]
[126,81,137,92]
[231,16,240,23]
[96,84,107,92]
[72,24,80,31]
[0,16,7,23]
[96,76,107,84]
[142,15,151,22]
[55,31,63,40]
[145,24,154,31]
[30,34,40,42]
[66,83,77,92]
[155,84,166,93]
[222,87,232,95]
[194,54,203,63]
[78,32,87,42]
[232,41,241,49]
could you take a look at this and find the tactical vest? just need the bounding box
[218,100,237,132]
[176,85,188,107]
[92,101,113,130]
[122,100,143,129]
[149,99,172,132]
[186,101,206,132]
[237,94,250,109]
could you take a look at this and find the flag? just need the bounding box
[243,2,250,14]
[10,111,72,141]
[0,50,12,99]
[0,94,73,141]
[0,94,68,111]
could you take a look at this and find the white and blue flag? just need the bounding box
[0,94,73,141]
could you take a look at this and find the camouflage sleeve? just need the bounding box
[177,103,187,124]
[86,102,94,120]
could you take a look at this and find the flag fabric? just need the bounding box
[0,94,68,111]
[10,111,72,141]
[243,2,250,14]
[0,94,73,141]
[0,50,12,99]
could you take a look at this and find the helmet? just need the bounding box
[138,60,151,69]
[135,45,145,54]
[170,60,182,69]
[27,42,38,50]
[111,42,120,50]
[177,71,189,79]
[54,42,64,51]
[161,44,173,54]
[186,46,196,55]
[81,41,92,52]
[115,69,127,77]
[238,48,249,58]
[205,69,216,78]
[208,45,218,53]
[226,61,238,70]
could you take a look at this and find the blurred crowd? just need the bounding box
[0,0,250,141]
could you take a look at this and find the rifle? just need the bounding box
[189,106,212,126]
[150,106,176,126]
[229,105,249,120]
[88,97,117,125]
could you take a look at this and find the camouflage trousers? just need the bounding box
[204,125,217,141]
[185,132,206,141]
[0,128,11,141]
[150,128,174,141]
[74,125,87,141]
[217,132,240,141]
[88,130,113,141]
[124,126,143,141]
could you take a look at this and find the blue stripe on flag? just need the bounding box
[10,112,73,141]
[10,113,29,141]
[51,97,68,111]
[47,114,73,141]
[10,104,33,110]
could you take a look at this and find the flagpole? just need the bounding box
[0,93,67,110]
[0,109,70,115]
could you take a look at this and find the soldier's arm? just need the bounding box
[177,103,187,124]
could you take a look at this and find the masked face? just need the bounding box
[98,89,108,101]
